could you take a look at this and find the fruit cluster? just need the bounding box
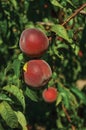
[19,28,57,103]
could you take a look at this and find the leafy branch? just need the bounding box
[62,3,86,26]
[62,105,76,130]
[37,3,86,27]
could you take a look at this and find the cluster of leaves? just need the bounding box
[0,0,86,130]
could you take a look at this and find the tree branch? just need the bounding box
[62,3,86,26]
[62,105,76,130]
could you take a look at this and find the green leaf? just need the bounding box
[0,93,12,102]
[10,0,18,10]
[15,111,27,130]
[13,59,21,78]
[58,84,70,108]
[50,0,63,8]
[66,0,76,8]
[57,43,69,50]
[0,101,18,128]
[57,83,78,108]
[61,92,70,108]
[56,93,62,106]
[56,118,63,129]
[71,44,79,55]
[0,20,7,36]
[25,87,38,102]
[70,86,86,104]
[51,24,72,43]
[3,85,25,110]
[18,53,24,61]
[0,123,4,130]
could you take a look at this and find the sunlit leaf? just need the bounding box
[51,24,72,43]
[57,43,69,50]
[56,118,63,128]
[10,0,18,10]
[3,85,25,110]
[0,93,12,102]
[15,111,27,130]
[56,93,62,106]
[50,0,63,8]
[0,101,18,128]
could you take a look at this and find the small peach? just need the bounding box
[78,50,83,57]
[42,87,57,103]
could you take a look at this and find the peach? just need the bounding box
[23,60,52,88]
[19,28,49,57]
[42,87,57,103]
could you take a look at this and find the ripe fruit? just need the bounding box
[78,50,83,57]
[19,28,49,57]
[23,60,52,88]
[42,87,57,103]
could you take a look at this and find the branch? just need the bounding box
[37,4,86,28]
[62,3,86,26]
[62,104,71,122]
[62,105,76,130]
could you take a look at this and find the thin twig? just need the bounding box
[37,4,86,28]
[62,3,86,26]
[62,105,76,130]
[62,104,71,122]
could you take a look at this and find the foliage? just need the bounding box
[0,0,86,130]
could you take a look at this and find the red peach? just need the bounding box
[19,28,49,57]
[78,50,83,57]
[23,60,52,88]
[42,87,57,103]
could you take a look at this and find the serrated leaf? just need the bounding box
[15,111,27,130]
[25,87,38,102]
[3,85,25,110]
[50,0,63,8]
[51,24,72,43]
[13,59,21,77]
[0,123,4,130]
[0,93,12,102]
[0,101,18,128]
